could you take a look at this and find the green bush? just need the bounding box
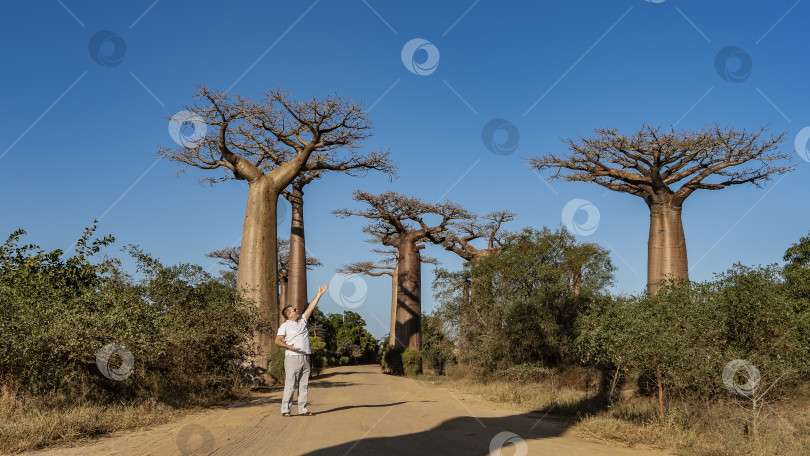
[381,346,404,375]
[577,266,810,400]
[402,348,422,376]
[307,310,379,366]
[432,227,615,374]
[421,313,455,375]
[0,226,258,404]
[309,335,326,377]
[267,348,286,384]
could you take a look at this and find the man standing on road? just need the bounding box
[275,284,328,417]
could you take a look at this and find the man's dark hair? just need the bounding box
[282,305,296,319]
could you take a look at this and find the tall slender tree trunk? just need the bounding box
[460,276,471,350]
[647,199,688,294]
[286,186,308,311]
[656,364,665,422]
[468,261,492,332]
[279,275,288,326]
[389,261,398,346]
[237,178,280,380]
[572,268,582,296]
[395,241,421,349]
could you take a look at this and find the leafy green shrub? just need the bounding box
[577,266,810,401]
[381,346,404,375]
[402,348,422,376]
[309,335,326,377]
[432,227,615,374]
[421,313,455,375]
[267,348,286,384]
[0,225,258,404]
[307,310,379,366]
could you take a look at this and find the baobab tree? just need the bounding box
[206,240,322,324]
[527,124,793,293]
[159,85,371,378]
[281,153,395,313]
[334,191,470,349]
[339,249,437,346]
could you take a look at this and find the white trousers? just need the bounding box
[281,354,310,414]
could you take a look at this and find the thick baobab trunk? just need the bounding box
[395,241,421,350]
[647,200,688,294]
[237,179,280,381]
[389,261,398,347]
[286,186,308,311]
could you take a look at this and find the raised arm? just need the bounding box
[302,284,328,321]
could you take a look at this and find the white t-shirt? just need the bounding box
[277,316,311,356]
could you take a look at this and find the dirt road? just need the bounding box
[28,365,668,455]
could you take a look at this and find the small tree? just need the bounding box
[434,227,614,370]
[783,231,810,303]
[426,210,515,348]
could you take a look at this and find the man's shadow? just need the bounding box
[301,393,611,456]
[310,370,357,380]
[314,401,420,415]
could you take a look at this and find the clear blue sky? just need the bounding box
[1,1,808,339]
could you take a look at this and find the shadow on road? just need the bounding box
[299,411,571,456]
[301,392,613,456]
[315,400,434,415]
[309,380,366,389]
[312,370,360,380]
[218,393,282,410]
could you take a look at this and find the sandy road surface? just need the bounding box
[27,365,668,456]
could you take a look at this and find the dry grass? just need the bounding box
[419,373,589,413]
[417,370,810,456]
[576,396,810,456]
[0,381,253,454]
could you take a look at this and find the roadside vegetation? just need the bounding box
[384,227,810,456]
[0,225,378,454]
